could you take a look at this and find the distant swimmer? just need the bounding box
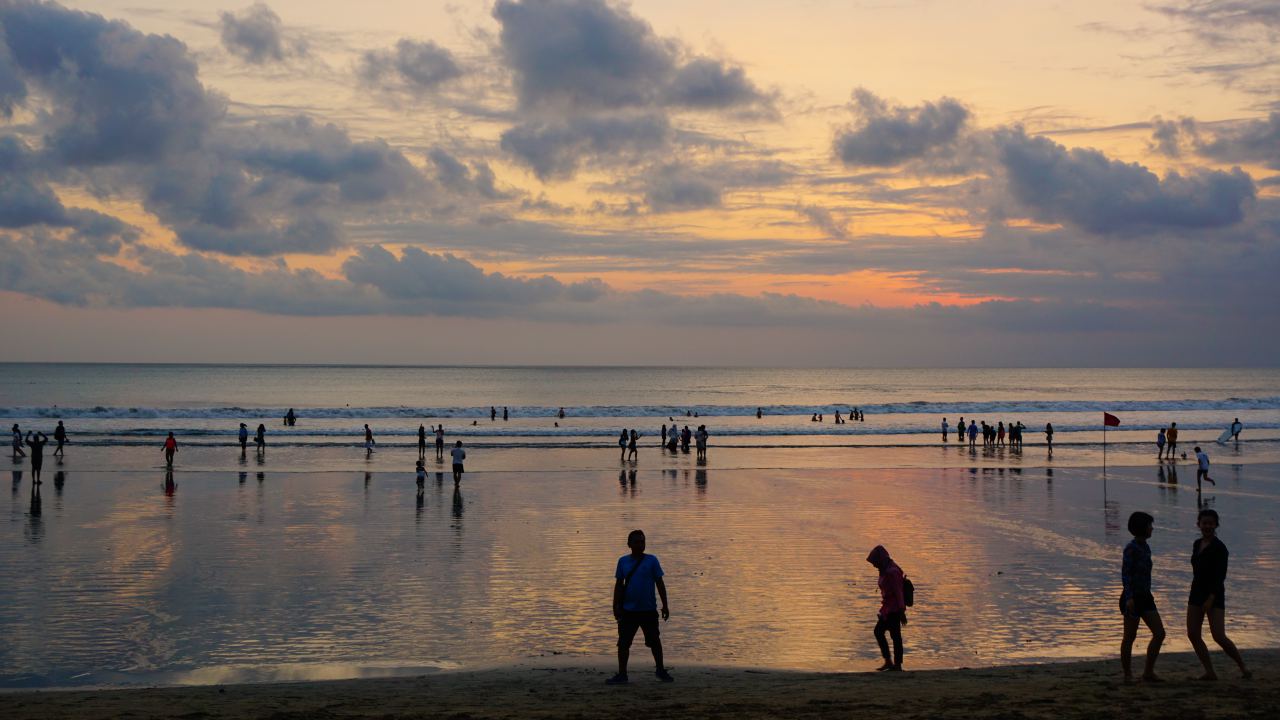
[941,417,949,442]
[756,407,763,419]
[255,423,266,454]
[364,424,376,455]
[503,406,509,421]
[450,440,466,483]
[53,421,67,456]
[11,424,25,459]
[238,423,249,452]
[491,406,497,421]
[162,431,178,467]
[834,410,843,424]
[286,408,296,426]
[559,407,566,419]
[418,424,427,460]
[1230,418,1242,441]
[435,424,445,461]
[25,431,48,484]
[1194,447,1216,491]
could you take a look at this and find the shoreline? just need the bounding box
[2,651,1276,719]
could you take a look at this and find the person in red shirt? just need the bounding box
[867,545,907,671]
[162,432,178,466]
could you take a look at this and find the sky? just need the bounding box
[0,0,1276,366]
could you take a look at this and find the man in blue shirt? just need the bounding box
[607,529,672,684]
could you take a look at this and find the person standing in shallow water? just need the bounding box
[628,429,639,461]
[25,431,48,484]
[1187,509,1250,680]
[255,423,266,455]
[162,432,178,467]
[450,440,466,484]
[53,421,67,456]
[1120,511,1165,683]
[607,529,672,685]
[435,424,445,462]
[867,545,906,671]
[364,424,375,456]
[418,424,427,460]
[11,424,25,459]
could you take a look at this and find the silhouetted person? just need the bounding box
[162,432,178,467]
[491,406,497,421]
[957,417,965,444]
[503,406,509,421]
[1120,511,1165,682]
[364,424,375,456]
[53,421,67,456]
[867,545,906,671]
[238,423,249,452]
[695,425,708,460]
[968,420,978,448]
[1156,428,1167,459]
[11,424,25,459]
[559,407,566,419]
[450,440,466,484]
[435,424,445,461]
[661,424,667,446]
[1045,423,1054,453]
[756,407,763,419]
[418,424,427,460]
[255,423,266,455]
[619,429,629,461]
[1194,446,1216,491]
[286,408,296,426]
[628,429,639,461]
[607,529,672,684]
[1166,422,1178,457]
[25,431,48,484]
[941,417,948,442]
[1187,509,1250,680]
[680,426,691,452]
[1230,418,1242,442]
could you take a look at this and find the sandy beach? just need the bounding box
[2,651,1275,719]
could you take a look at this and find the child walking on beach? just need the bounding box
[1120,511,1165,682]
[867,545,907,671]
[607,530,672,685]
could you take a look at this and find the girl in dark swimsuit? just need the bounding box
[1186,509,1250,680]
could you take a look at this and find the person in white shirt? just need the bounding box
[450,440,467,484]
[1194,447,1216,491]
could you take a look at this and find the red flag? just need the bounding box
[1103,412,1120,427]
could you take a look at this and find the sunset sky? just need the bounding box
[0,0,1276,365]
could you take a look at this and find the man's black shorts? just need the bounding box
[452,463,464,474]
[617,610,660,648]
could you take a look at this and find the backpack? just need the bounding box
[902,576,915,607]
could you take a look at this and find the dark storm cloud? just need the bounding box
[500,111,672,180]
[835,89,970,167]
[993,127,1255,233]
[357,38,463,95]
[219,3,300,64]
[0,1,430,257]
[0,40,24,116]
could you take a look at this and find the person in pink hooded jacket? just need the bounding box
[867,545,907,671]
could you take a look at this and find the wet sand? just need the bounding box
[2,651,1275,719]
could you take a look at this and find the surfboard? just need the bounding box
[1216,427,1235,444]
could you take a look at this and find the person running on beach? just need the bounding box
[435,424,445,461]
[867,545,907,671]
[1193,447,1216,491]
[941,417,948,442]
[1045,423,1054,453]
[1230,418,1242,442]
[1120,511,1165,682]
[25,431,48,484]
[162,432,178,467]
[607,529,672,685]
[1187,509,1250,680]
[418,424,427,460]
[255,423,266,454]
[1166,422,1178,457]
[53,421,67,457]
[619,429,630,461]
[1156,428,1167,459]
[695,425,708,460]
[628,429,640,461]
[238,423,249,452]
[450,440,466,483]
[364,424,376,456]
[11,424,25,459]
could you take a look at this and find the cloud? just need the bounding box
[0,0,224,166]
[662,57,775,115]
[637,159,794,212]
[993,127,1255,232]
[1195,111,1280,170]
[428,148,507,199]
[1148,115,1197,157]
[500,111,672,180]
[796,204,848,240]
[219,3,302,64]
[357,38,463,95]
[835,89,970,167]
